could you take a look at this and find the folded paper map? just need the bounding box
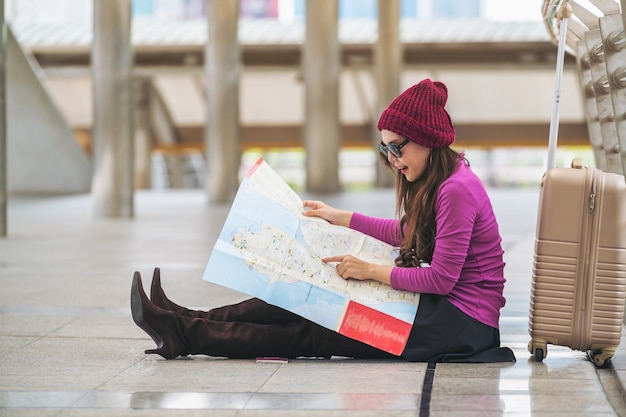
[203,158,420,355]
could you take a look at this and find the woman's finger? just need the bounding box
[322,255,345,263]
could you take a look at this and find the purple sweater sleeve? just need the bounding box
[349,214,402,247]
[348,180,476,291]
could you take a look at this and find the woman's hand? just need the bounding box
[302,200,353,227]
[322,255,392,285]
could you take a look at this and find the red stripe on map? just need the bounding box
[246,157,265,178]
[338,301,412,356]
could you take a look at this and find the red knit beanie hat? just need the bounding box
[377,79,455,149]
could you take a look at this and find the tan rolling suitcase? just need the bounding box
[528,2,626,367]
[528,159,626,367]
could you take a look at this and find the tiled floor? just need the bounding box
[1,188,626,416]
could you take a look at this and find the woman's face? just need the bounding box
[380,129,431,182]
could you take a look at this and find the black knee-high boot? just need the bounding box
[149,267,301,324]
[133,271,338,359]
[178,316,338,359]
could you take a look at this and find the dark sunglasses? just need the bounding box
[378,138,410,158]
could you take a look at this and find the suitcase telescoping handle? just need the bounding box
[547,0,572,171]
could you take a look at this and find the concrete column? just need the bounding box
[374,0,401,188]
[134,78,152,189]
[205,0,240,202]
[304,0,340,194]
[0,0,5,237]
[91,0,134,217]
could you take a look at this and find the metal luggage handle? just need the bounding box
[546,1,572,171]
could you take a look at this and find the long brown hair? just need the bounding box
[379,146,466,266]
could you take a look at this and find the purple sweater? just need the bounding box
[349,161,506,329]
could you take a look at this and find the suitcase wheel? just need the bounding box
[528,340,547,362]
[588,350,614,369]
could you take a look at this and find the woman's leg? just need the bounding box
[134,271,337,359]
[201,299,302,324]
[149,267,300,324]
[177,315,338,359]
[137,270,398,360]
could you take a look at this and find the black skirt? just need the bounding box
[400,293,516,363]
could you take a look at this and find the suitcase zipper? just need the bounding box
[576,167,599,350]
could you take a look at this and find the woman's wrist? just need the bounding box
[339,211,353,228]
[370,264,393,285]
